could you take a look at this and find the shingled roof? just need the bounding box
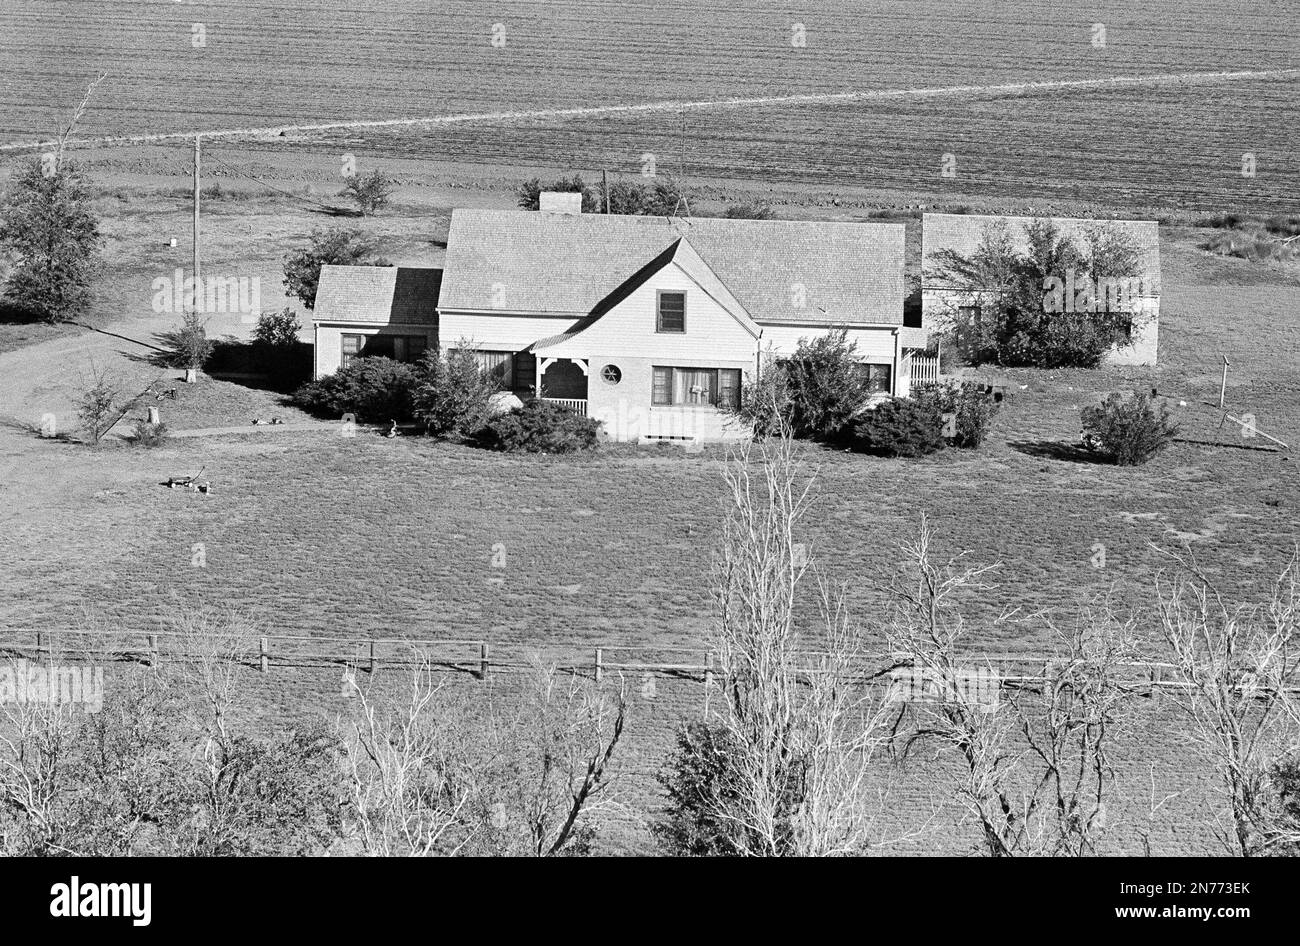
[922,213,1161,293]
[439,210,905,325]
[312,265,442,324]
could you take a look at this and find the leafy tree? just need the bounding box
[282,228,390,309]
[932,220,1145,368]
[341,169,396,216]
[0,158,103,322]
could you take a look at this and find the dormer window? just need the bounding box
[657,291,686,333]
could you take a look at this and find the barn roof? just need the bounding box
[439,210,905,325]
[312,265,442,324]
[921,213,1161,294]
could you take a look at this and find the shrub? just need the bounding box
[916,381,1000,448]
[732,358,794,438]
[1080,393,1179,466]
[722,201,773,220]
[341,169,396,216]
[414,347,497,439]
[851,396,945,457]
[74,366,120,445]
[785,329,874,440]
[654,722,749,856]
[282,228,390,310]
[291,356,419,423]
[126,418,168,448]
[252,307,302,348]
[516,175,600,213]
[166,311,213,370]
[483,400,601,453]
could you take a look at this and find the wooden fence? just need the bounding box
[4,627,1288,696]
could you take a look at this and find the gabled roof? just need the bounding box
[921,213,1161,294]
[312,265,442,324]
[439,210,905,324]
[527,237,759,354]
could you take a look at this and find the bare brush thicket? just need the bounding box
[886,520,1139,856]
[340,654,625,857]
[1154,552,1300,856]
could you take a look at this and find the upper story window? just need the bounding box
[657,291,686,333]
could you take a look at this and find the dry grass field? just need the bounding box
[3,1,1297,212]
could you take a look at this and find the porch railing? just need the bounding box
[908,354,941,394]
[540,397,588,417]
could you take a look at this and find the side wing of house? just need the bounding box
[312,266,441,379]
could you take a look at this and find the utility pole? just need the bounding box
[193,133,201,299]
[602,168,611,214]
[1219,353,1230,410]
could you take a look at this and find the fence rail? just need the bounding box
[4,628,1294,695]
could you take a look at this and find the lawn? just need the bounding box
[0,184,1296,854]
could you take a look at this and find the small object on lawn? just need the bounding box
[386,419,398,438]
[270,417,283,425]
[1179,400,1187,407]
[251,418,263,425]
[169,237,177,248]
[166,466,206,490]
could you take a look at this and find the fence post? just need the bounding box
[259,636,269,673]
[594,647,603,683]
[148,634,158,665]
[368,640,376,674]
[479,642,491,680]
[35,629,41,655]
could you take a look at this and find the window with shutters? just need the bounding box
[656,291,686,333]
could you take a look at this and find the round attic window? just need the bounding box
[601,364,622,385]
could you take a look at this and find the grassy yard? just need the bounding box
[0,186,1297,853]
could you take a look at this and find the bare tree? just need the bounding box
[886,518,1136,856]
[696,426,892,856]
[475,658,627,857]
[53,73,107,168]
[1153,551,1300,856]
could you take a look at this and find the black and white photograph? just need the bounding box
[0,0,1295,924]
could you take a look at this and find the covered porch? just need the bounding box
[535,355,589,416]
